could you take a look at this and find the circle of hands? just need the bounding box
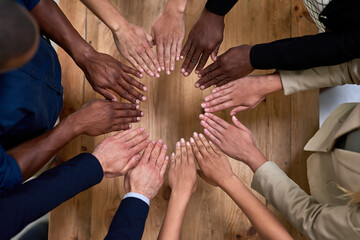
[79,8,269,202]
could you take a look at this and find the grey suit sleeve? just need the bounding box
[279,58,360,95]
[251,161,360,240]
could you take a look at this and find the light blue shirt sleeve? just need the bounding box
[123,192,150,206]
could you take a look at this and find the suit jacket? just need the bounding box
[251,62,360,239]
[250,0,360,70]
[205,0,238,16]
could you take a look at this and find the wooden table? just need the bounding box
[49,0,318,239]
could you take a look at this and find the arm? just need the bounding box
[158,139,197,240]
[106,139,169,239]
[151,0,187,75]
[190,132,292,240]
[80,0,160,78]
[252,161,360,240]
[30,0,146,102]
[7,100,143,182]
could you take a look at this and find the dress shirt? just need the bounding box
[124,192,150,206]
[0,0,63,192]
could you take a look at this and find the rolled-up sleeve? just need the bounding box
[0,146,22,193]
[251,161,360,240]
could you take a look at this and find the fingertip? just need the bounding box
[195,83,200,88]
[193,132,198,137]
[199,133,205,139]
[176,141,180,147]
[190,137,195,143]
[186,141,190,146]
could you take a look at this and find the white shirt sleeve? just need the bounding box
[123,192,150,206]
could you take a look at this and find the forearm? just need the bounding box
[7,114,82,181]
[164,0,187,14]
[158,192,190,240]
[30,0,94,65]
[221,175,292,240]
[80,0,128,32]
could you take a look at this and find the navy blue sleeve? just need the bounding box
[0,145,22,193]
[250,30,360,70]
[105,197,149,240]
[0,153,103,240]
[205,0,238,16]
[15,0,40,11]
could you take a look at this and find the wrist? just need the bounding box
[164,1,186,15]
[170,189,192,202]
[263,73,283,94]
[219,174,239,191]
[202,8,224,21]
[64,112,86,136]
[110,17,130,34]
[72,43,97,68]
[245,149,268,173]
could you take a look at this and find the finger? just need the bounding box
[185,48,202,76]
[149,139,163,165]
[180,138,187,164]
[112,102,138,110]
[127,131,149,147]
[121,77,146,101]
[160,156,169,177]
[113,84,137,103]
[204,101,234,113]
[145,32,154,46]
[145,48,161,75]
[230,106,249,116]
[211,43,221,61]
[121,63,143,79]
[176,39,182,61]
[203,113,229,129]
[123,73,147,92]
[156,143,167,169]
[139,140,156,164]
[199,117,224,139]
[195,51,211,74]
[121,154,141,175]
[180,38,191,60]
[197,68,224,89]
[192,132,209,156]
[114,109,142,118]
[200,74,228,90]
[117,127,145,141]
[95,87,118,102]
[201,94,232,109]
[164,41,171,75]
[126,55,144,75]
[215,78,232,88]
[175,141,181,164]
[114,117,141,125]
[203,88,232,103]
[211,81,235,93]
[140,51,158,77]
[170,41,176,72]
[170,152,176,169]
[130,138,151,155]
[110,124,131,131]
[203,128,222,147]
[198,61,220,79]
[186,141,195,165]
[113,128,132,139]
[198,133,214,153]
[208,140,223,155]
[190,136,203,164]
[157,41,165,71]
[133,54,154,77]
[181,44,196,76]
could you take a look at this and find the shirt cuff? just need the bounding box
[123,192,150,206]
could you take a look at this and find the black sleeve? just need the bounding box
[105,197,149,240]
[0,153,104,240]
[205,0,238,16]
[250,30,360,70]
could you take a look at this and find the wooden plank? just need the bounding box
[50,0,319,239]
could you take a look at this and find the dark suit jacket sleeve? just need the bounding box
[0,153,103,240]
[105,197,149,240]
[205,0,238,16]
[250,30,360,70]
[0,146,23,192]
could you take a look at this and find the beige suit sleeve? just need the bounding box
[279,59,360,95]
[251,161,360,240]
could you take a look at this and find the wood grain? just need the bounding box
[49,0,318,239]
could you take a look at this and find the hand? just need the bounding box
[199,113,267,172]
[201,74,283,115]
[195,45,255,89]
[190,132,234,187]
[113,23,161,78]
[180,8,224,76]
[124,139,169,200]
[151,8,185,75]
[92,128,150,178]
[69,99,143,136]
[76,48,147,103]
[168,139,198,198]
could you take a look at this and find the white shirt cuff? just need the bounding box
[123,192,150,206]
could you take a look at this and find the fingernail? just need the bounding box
[171,66,174,71]
[159,139,163,144]
[150,72,154,77]
[136,117,141,121]
[146,139,151,143]
[141,111,144,116]
[176,141,180,147]
[200,120,205,125]
[140,127,145,132]
[195,83,200,88]
[167,71,170,75]
[199,133,204,138]
[176,57,179,61]
[155,73,160,78]
[205,113,210,116]
[158,67,161,72]
[201,103,206,108]
[163,144,167,149]
[180,56,184,59]
[136,99,140,104]
[205,108,209,112]
[195,70,199,74]
[190,137,195,143]
[205,97,209,101]
[143,86,147,91]
[161,66,165,71]
[200,86,205,90]
[152,140,156,144]
[128,124,132,128]
[180,68,185,73]
[212,89,217,93]
[209,140,213,144]
[142,96,146,101]
[199,114,204,119]
[193,132,198,137]
[139,74,143,78]
[198,74,202,78]
[166,156,169,160]
[136,105,140,109]
[186,141,190,146]
[136,155,141,160]
[171,152,175,157]
[232,115,237,121]
[140,68,144,72]
[145,132,150,137]
[184,72,189,76]
[180,138,185,143]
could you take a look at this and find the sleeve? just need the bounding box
[251,161,360,240]
[205,0,238,16]
[0,153,103,240]
[279,58,360,95]
[105,197,149,240]
[0,145,22,192]
[250,30,360,70]
[15,0,40,11]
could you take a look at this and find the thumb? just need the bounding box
[121,154,141,175]
[145,32,154,47]
[231,115,248,131]
[230,106,248,116]
[95,87,118,102]
[211,43,221,61]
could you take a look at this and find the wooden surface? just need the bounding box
[49,0,319,239]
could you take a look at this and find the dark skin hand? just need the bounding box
[195,45,254,89]
[7,99,143,181]
[180,8,224,76]
[30,0,145,102]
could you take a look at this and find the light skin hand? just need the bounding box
[151,2,186,75]
[190,132,234,187]
[201,73,283,115]
[114,23,161,78]
[199,113,267,172]
[196,45,254,89]
[71,99,144,135]
[124,139,169,200]
[180,8,224,76]
[92,128,150,178]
